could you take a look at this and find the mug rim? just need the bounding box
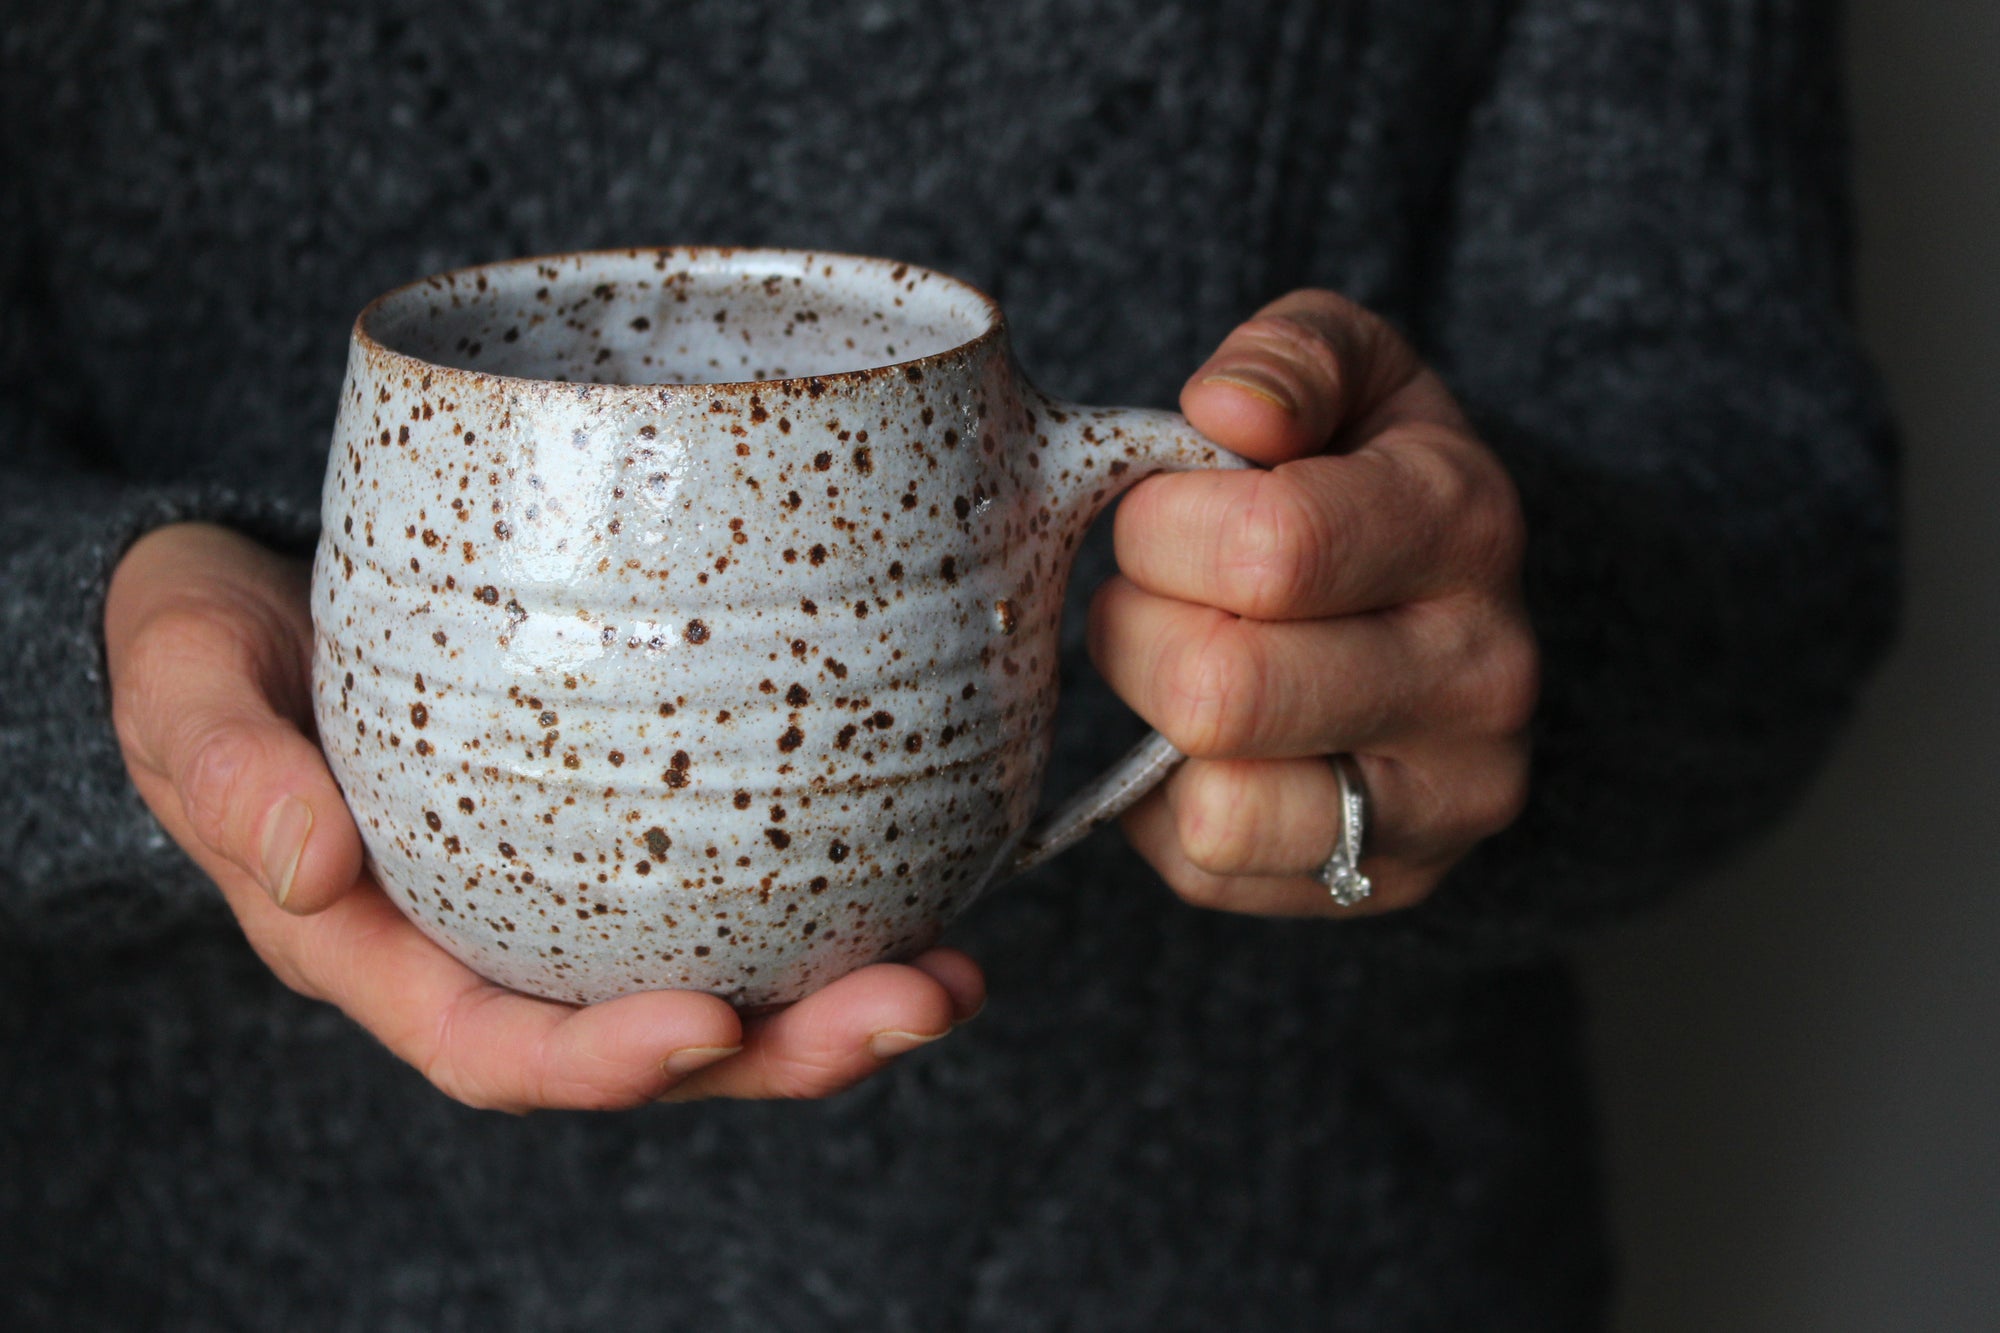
[351,246,1009,396]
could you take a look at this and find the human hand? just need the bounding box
[104,524,982,1111]
[1092,290,1537,916]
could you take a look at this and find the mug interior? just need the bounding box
[358,248,999,387]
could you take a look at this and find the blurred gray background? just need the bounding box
[1583,2,2000,1328]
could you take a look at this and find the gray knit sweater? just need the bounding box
[0,2,1895,1328]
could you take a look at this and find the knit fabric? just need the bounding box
[0,2,1895,1328]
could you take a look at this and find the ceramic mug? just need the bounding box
[311,248,1246,1007]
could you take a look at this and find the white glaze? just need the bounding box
[311,248,1239,1007]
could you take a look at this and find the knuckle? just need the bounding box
[1233,314,1345,391]
[1219,472,1328,618]
[419,996,521,1113]
[421,1052,499,1111]
[124,601,253,683]
[1396,431,1479,528]
[1459,752,1533,842]
[1174,766,1264,875]
[1458,466,1528,584]
[758,1050,853,1101]
[109,607,223,762]
[1154,622,1263,757]
[175,724,266,853]
[1478,626,1542,737]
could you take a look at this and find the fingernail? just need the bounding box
[953,999,986,1030]
[867,1029,947,1060]
[661,1045,741,1076]
[258,796,314,906]
[1201,368,1296,414]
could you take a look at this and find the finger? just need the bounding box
[901,947,987,1023]
[1162,756,1350,877]
[1088,579,1537,760]
[1160,747,1530,881]
[109,587,364,918]
[254,882,743,1112]
[1178,288,1468,464]
[1113,429,1523,620]
[659,961,960,1102]
[1088,577,1410,758]
[1121,781,1438,919]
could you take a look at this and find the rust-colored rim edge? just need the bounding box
[351,245,1009,397]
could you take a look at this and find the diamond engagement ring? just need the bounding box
[1317,754,1373,907]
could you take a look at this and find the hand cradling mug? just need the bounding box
[312,248,1245,1007]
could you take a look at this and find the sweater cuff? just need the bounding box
[0,471,319,944]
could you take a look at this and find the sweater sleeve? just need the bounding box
[1363,0,1899,960]
[0,187,319,946]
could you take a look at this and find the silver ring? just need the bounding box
[1316,754,1373,907]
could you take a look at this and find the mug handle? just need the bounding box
[1009,400,1254,874]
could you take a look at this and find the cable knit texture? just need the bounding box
[0,1,1894,1328]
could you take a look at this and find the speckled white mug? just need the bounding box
[311,248,1244,1007]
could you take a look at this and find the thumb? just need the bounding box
[107,524,365,915]
[154,675,363,914]
[1178,288,1435,464]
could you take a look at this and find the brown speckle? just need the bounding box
[644,827,671,858]
[778,725,805,753]
[409,703,429,728]
[685,619,710,644]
